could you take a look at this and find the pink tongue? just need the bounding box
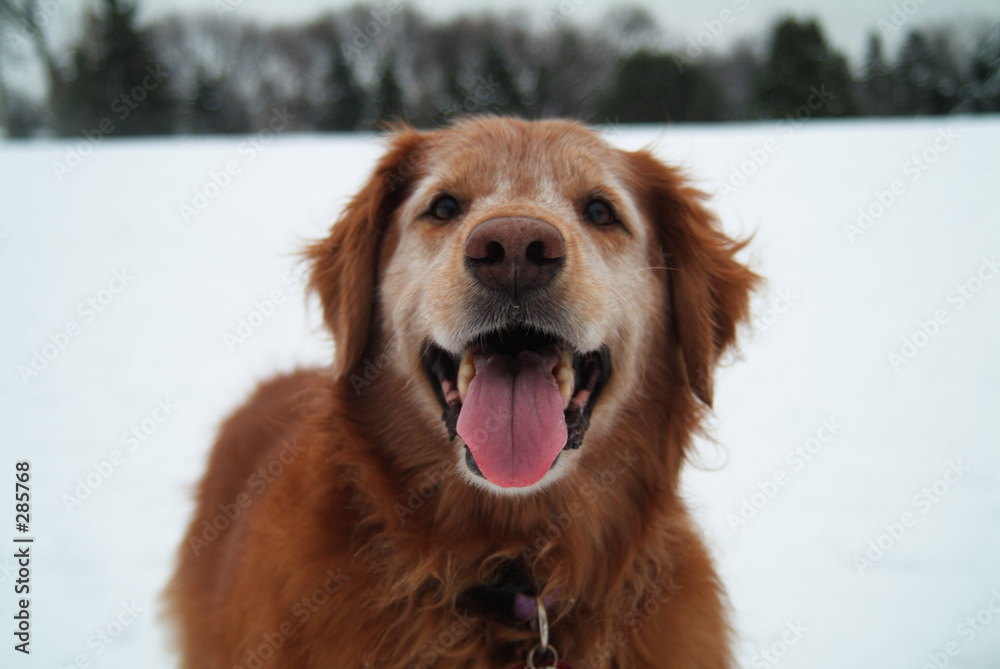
[456,347,567,488]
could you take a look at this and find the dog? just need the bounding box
[166,116,758,668]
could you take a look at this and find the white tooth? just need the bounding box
[458,363,475,392]
[559,376,573,401]
[556,344,575,401]
[457,371,470,401]
[457,348,475,401]
[560,344,573,367]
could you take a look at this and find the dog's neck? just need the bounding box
[337,360,692,590]
[455,557,538,625]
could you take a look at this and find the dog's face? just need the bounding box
[310,117,755,495]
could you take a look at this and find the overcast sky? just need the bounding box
[6,0,999,94]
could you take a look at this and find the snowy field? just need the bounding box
[1,117,998,669]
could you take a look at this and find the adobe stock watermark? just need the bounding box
[222,257,316,353]
[877,0,931,38]
[917,589,1000,669]
[384,151,423,192]
[576,577,682,668]
[2,0,71,51]
[518,449,641,561]
[349,341,403,395]
[232,568,349,669]
[394,466,448,524]
[62,398,180,513]
[596,115,625,141]
[543,0,587,29]
[50,64,170,181]
[0,556,17,586]
[747,287,797,339]
[673,0,755,72]
[188,439,305,556]
[212,0,244,18]
[852,459,969,575]
[58,600,144,669]
[745,620,809,669]
[716,84,837,201]
[17,269,135,386]
[624,576,682,635]
[887,255,997,371]
[844,128,959,243]
[579,448,640,503]
[436,75,503,121]
[726,417,843,532]
[179,106,297,223]
[405,610,477,669]
[518,502,588,563]
[374,61,522,185]
[224,290,288,353]
[339,1,404,63]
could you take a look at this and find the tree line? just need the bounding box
[0,0,997,138]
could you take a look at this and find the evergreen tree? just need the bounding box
[373,52,404,125]
[476,41,526,117]
[893,30,961,115]
[596,50,723,123]
[317,49,364,131]
[61,0,176,136]
[528,26,600,119]
[2,89,49,137]
[434,53,468,123]
[967,27,1000,112]
[525,64,551,119]
[751,17,857,119]
[188,71,221,134]
[708,43,763,120]
[860,32,894,115]
[60,48,105,135]
[187,68,250,134]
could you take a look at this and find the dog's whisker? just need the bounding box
[632,265,682,274]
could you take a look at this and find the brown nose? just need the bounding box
[464,217,566,297]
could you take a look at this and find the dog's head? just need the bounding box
[310,117,756,494]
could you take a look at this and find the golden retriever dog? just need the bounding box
[166,116,757,668]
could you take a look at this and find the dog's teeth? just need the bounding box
[557,365,574,401]
[558,375,573,401]
[458,363,475,397]
[555,345,575,401]
[560,344,573,367]
[457,347,475,402]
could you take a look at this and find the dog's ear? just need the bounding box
[308,128,425,380]
[627,150,759,407]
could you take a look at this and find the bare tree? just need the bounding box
[0,0,62,134]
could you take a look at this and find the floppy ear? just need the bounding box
[308,128,425,380]
[628,150,759,407]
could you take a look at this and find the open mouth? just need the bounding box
[423,326,611,489]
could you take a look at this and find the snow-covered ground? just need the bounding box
[1,118,998,669]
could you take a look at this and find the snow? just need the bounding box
[1,118,998,668]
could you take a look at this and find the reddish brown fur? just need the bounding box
[165,117,758,669]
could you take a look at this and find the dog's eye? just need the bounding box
[583,198,615,226]
[430,195,461,222]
